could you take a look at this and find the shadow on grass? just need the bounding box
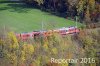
[0,2,65,16]
[0,7,9,11]
[0,3,39,13]
[0,1,23,3]
[7,3,32,13]
[0,2,71,20]
[0,2,67,17]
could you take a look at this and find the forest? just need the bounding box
[24,0,100,24]
[0,27,100,66]
[0,0,100,66]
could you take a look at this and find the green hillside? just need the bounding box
[0,3,82,32]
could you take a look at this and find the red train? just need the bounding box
[15,27,80,41]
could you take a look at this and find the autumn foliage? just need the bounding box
[0,28,100,66]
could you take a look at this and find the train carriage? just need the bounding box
[15,26,80,41]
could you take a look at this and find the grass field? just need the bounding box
[0,3,82,33]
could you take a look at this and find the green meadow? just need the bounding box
[0,3,82,33]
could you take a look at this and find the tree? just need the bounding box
[85,6,91,28]
[34,0,44,5]
[89,0,95,11]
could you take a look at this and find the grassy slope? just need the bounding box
[0,3,82,33]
